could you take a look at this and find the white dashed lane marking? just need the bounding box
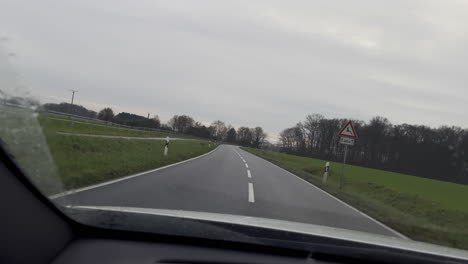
[235,149,254,203]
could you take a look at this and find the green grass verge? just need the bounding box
[46,134,217,190]
[38,113,181,138]
[242,147,468,250]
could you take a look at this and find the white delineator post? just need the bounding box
[164,136,170,156]
[323,162,330,185]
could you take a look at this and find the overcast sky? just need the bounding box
[1,0,468,140]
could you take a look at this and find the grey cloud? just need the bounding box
[1,0,468,142]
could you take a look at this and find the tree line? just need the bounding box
[43,103,97,118]
[279,114,468,184]
[167,115,267,148]
[42,102,267,148]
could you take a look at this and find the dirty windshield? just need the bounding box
[1,0,468,253]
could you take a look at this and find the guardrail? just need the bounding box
[2,102,30,109]
[44,110,182,135]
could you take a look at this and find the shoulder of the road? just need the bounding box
[49,145,220,199]
[236,147,409,240]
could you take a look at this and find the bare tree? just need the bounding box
[303,114,324,152]
[97,107,114,122]
[237,127,253,146]
[252,127,267,148]
[279,127,296,151]
[168,115,195,133]
[226,127,237,143]
[210,120,228,141]
[293,122,306,152]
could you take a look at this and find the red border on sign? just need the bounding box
[338,120,358,139]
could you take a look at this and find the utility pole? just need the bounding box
[68,89,78,115]
[147,113,150,119]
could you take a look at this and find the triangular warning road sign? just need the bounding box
[338,121,358,139]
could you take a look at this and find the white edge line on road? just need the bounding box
[245,163,249,168]
[49,145,221,199]
[238,148,409,240]
[247,170,251,178]
[248,182,255,203]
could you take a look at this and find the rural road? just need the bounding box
[56,144,403,238]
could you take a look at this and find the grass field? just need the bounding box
[242,147,468,250]
[38,113,181,138]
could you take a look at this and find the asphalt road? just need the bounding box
[57,144,402,237]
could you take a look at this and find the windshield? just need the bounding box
[2,0,468,255]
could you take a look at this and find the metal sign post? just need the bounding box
[337,120,358,190]
[340,145,348,189]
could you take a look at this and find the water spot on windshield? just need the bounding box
[0,42,66,197]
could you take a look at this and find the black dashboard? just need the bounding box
[52,238,320,264]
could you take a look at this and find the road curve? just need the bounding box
[56,144,403,238]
